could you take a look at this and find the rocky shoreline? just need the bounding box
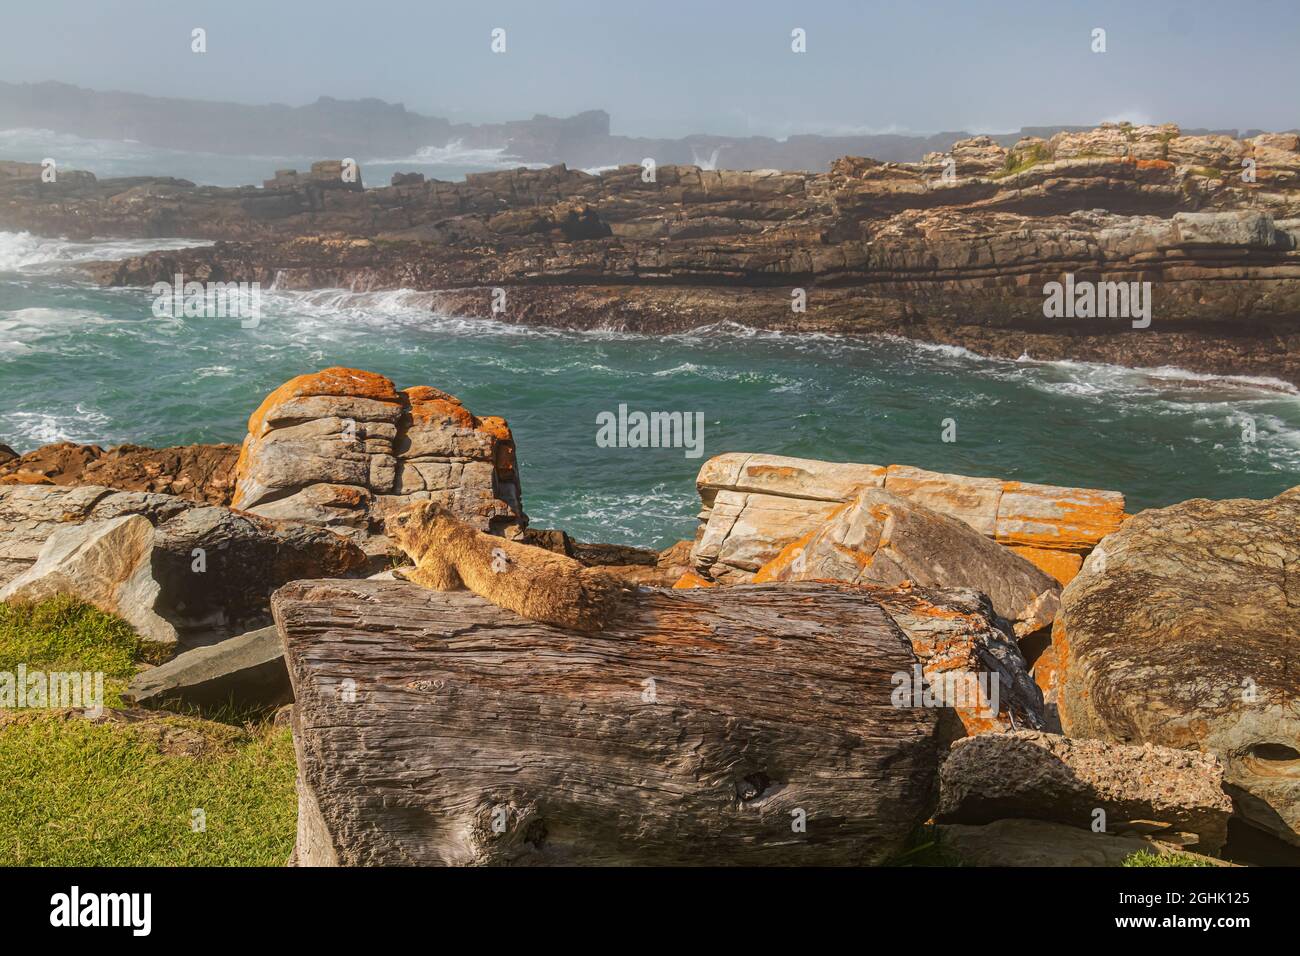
[2,367,1297,865]
[4,119,1300,864]
[4,122,1300,382]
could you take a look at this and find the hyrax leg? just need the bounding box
[401,557,463,591]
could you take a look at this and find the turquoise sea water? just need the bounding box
[0,135,1297,545]
[3,231,1300,549]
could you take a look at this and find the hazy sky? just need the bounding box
[2,0,1297,137]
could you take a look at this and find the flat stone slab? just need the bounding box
[125,626,291,710]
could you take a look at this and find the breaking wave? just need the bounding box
[0,230,211,275]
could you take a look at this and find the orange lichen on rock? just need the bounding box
[1033,619,1072,701]
[1009,545,1084,586]
[752,529,817,583]
[882,465,1002,536]
[746,464,801,480]
[403,386,478,429]
[672,571,716,589]
[246,367,401,436]
[477,415,513,442]
[995,481,1126,552]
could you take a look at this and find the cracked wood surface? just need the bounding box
[273,578,940,865]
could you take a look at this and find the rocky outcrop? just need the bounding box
[1052,486,1300,847]
[0,484,192,590]
[4,123,1300,381]
[125,625,291,710]
[8,82,1290,170]
[690,453,1123,587]
[0,484,367,643]
[870,584,1046,739]
[231,368,524,560]
[752,488,1061,636]
[0,513,174,642]
[0,441,238,505]
[936,731,1234,852]
[275,578,940,865]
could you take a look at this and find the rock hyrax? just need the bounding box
[385,500,630,632]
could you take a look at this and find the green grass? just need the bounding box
[0,714,296,865]
[0,596,298,866]
[990,143,1052,179]
[1121,849,1214,867]
[0,595,170,706]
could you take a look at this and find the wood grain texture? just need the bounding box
[274,578,940,865]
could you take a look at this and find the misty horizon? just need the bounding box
[3,79,1294,143]
[1,0,1296,140]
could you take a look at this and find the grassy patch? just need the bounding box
[1121,849,1214,867]
[0,714,296,865]
[991,143,1052,179]
[1189,166,1225,180]
[0,597,297,866]
[0,596,170,707]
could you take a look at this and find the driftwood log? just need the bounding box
[273,579,940,865]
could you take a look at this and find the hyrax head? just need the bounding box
[384,500,457,555]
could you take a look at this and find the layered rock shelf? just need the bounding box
[4,122,1300,381]
[688,452,1124,588]
[230,367,524,561]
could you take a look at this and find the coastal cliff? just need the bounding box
[3,123,1299,382]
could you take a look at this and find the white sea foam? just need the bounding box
[362,140,539,169]
[0,231,212,275]
[2,405,112,448]
[0,127,160,163]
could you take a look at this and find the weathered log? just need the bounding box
[273,579,940,866]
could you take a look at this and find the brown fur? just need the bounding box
[384,501,630,632]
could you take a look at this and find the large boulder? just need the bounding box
[689,454,1124,587]
[0,485,193,590]
[753,488,1061,637]
[1053,487,1300,847]
[232,368,524,560]
[0,485,367,643]
[936,731,1233,852]
[0,514,174,643]
[274,579,941,866]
